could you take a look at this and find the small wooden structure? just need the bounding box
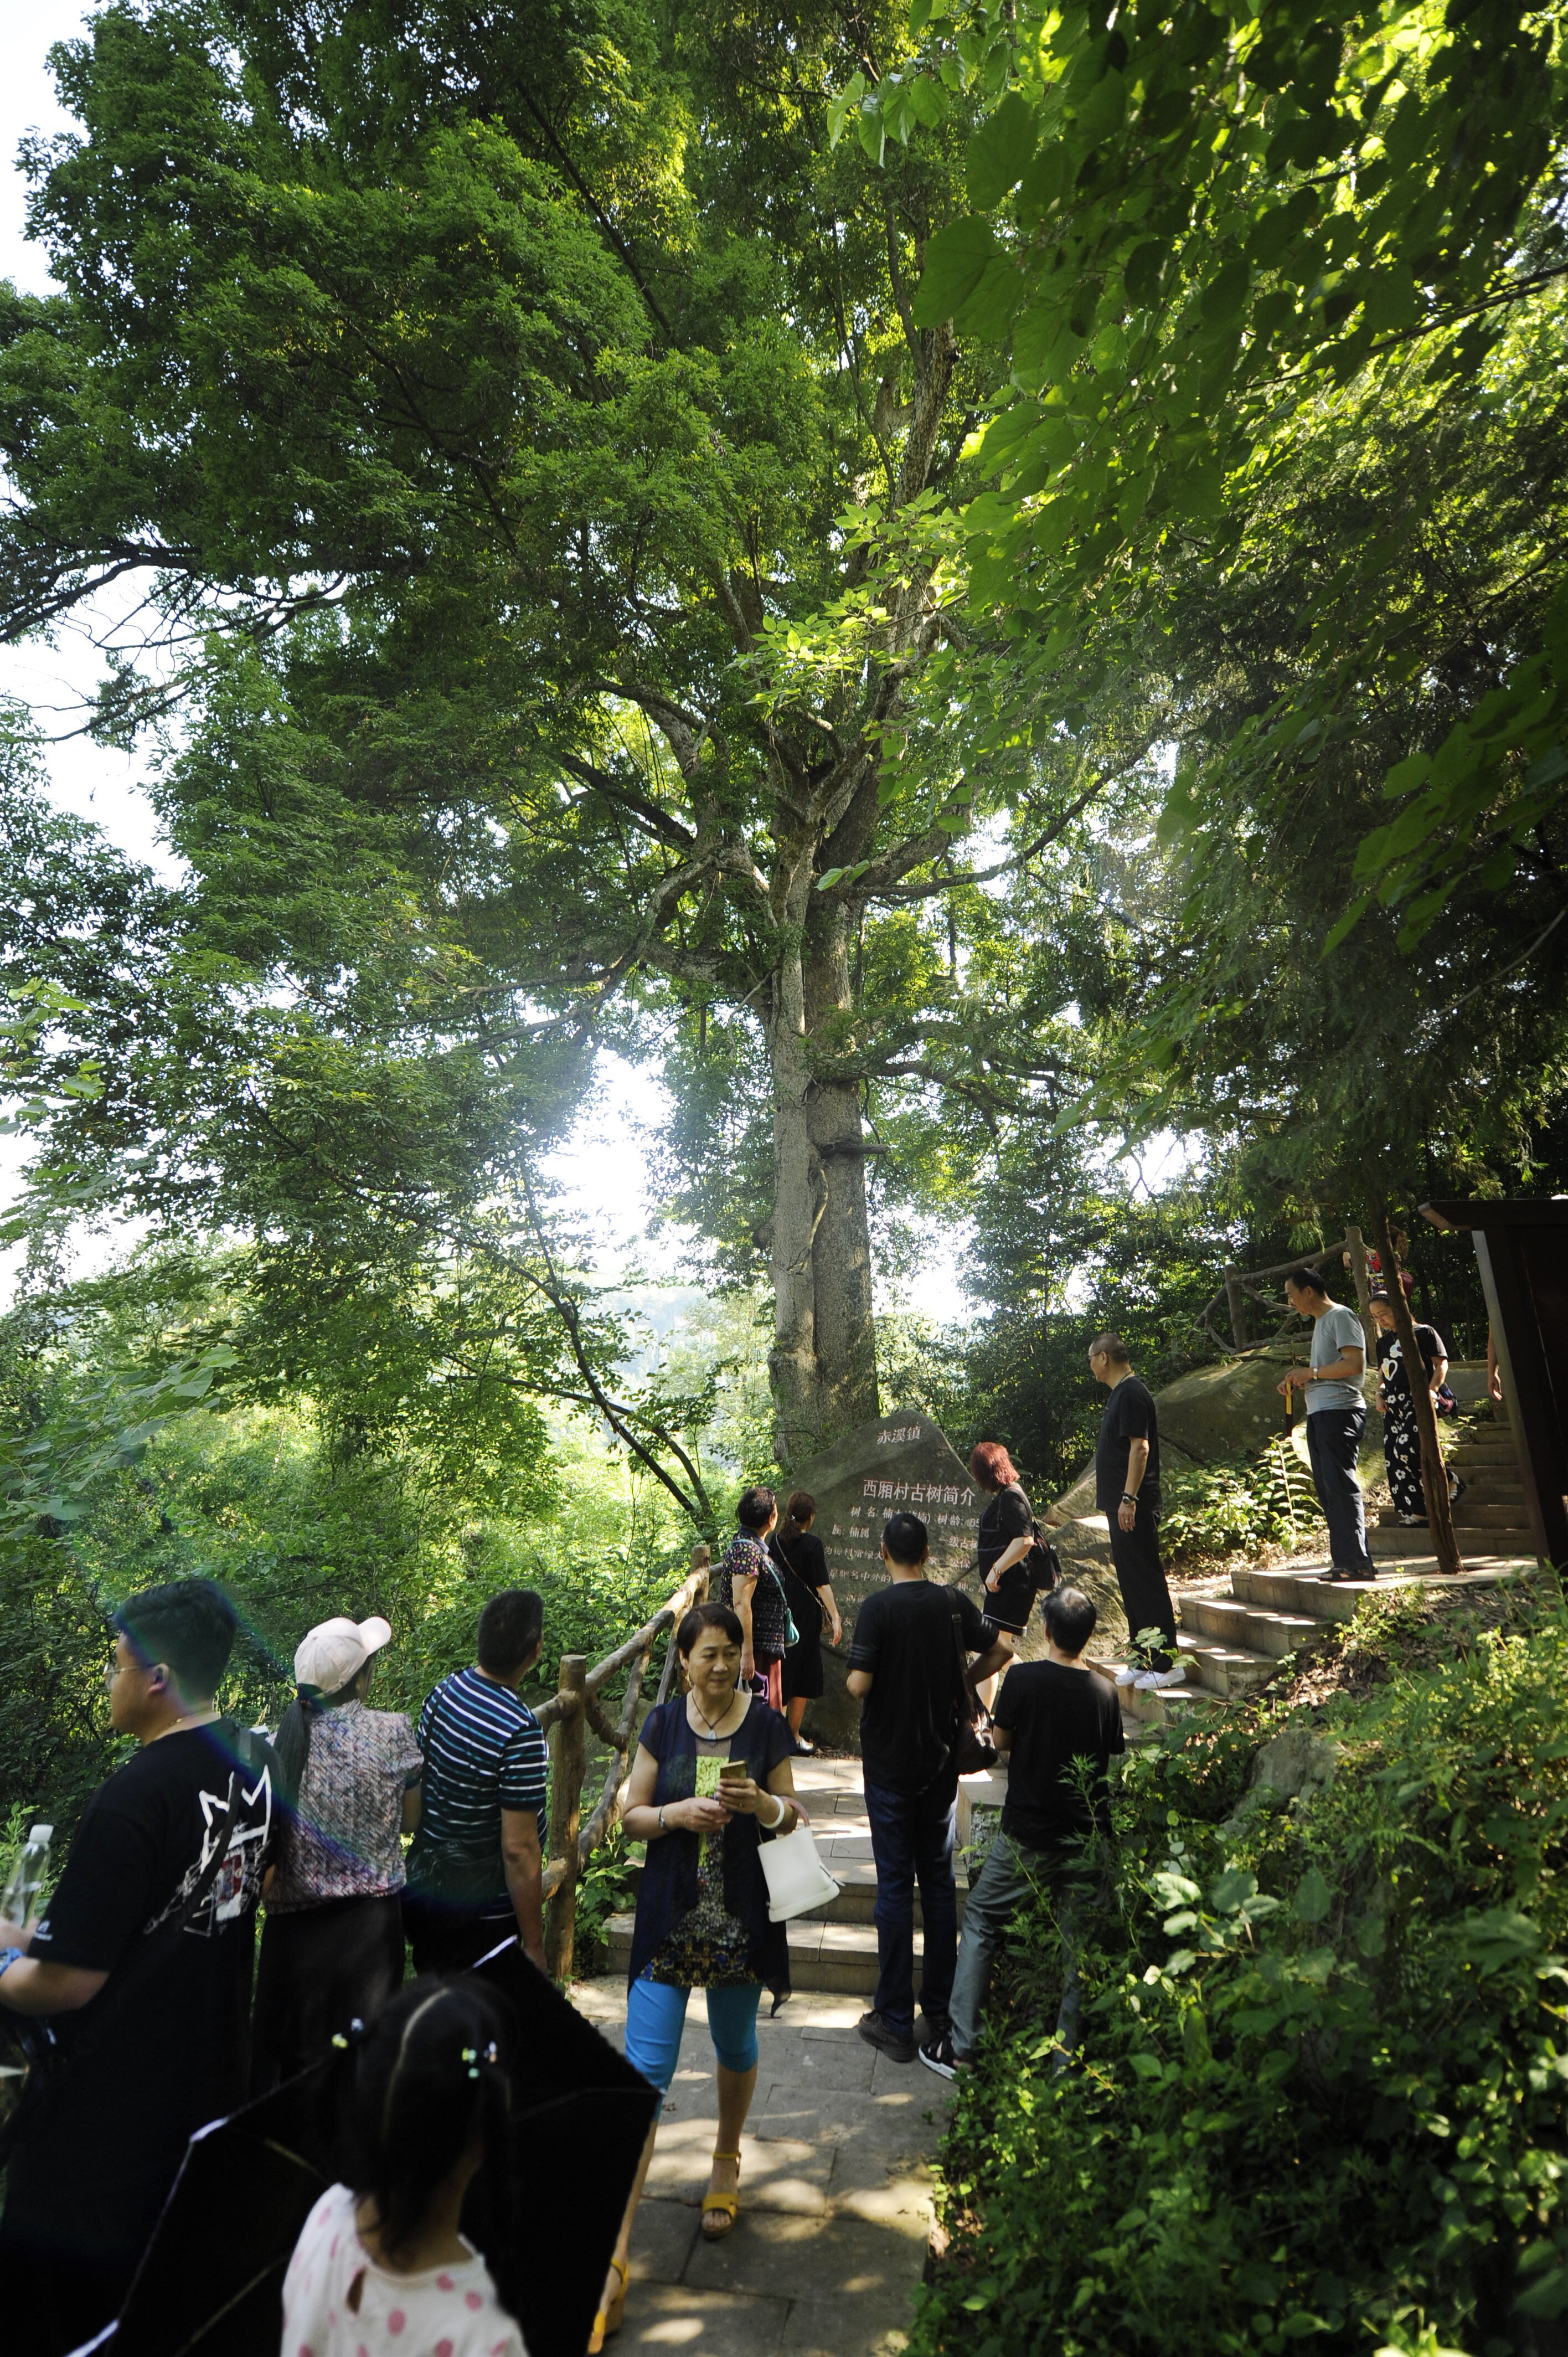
[533,1557,709,1977]
[1421,1198,1567,1571]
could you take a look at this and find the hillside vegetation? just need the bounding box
[921,1580,1568,2357]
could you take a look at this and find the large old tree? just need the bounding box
[0,0,1099,1465]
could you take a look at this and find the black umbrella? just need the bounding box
[78,1935,656,2357]
[471,1935,658,2356]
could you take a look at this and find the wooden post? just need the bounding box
[1223,1269,1249,1350]
[1343,1226,1375,1362]
[544,1655,587,1980]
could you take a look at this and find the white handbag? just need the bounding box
[759,1819,841,1922]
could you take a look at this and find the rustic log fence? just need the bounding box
[1198,1226,1376,1355]
[533,1556,710,1978]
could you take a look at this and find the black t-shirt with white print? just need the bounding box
[1376,1322,1446,1403]
[20,1719,275,2246]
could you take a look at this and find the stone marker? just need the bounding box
[790,1406,981,1748]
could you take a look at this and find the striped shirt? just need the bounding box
[415,1668,548,1859]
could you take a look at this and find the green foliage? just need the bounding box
[861,0,1564,621]
[1159,1442,1324,1572]
[572,1829,642,1973]
[918,1592,1568,2356]
[0,1245,714,1843]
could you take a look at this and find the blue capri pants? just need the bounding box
[624,1975,761,2104]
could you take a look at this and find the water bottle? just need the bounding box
[2,1824,53,1926]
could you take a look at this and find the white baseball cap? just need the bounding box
[293,1614,394,1695]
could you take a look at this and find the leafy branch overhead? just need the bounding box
[838,0,1568,934]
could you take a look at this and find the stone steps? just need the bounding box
[1379,1497,1525,1527]
[1173,1627,1278,1699]
[1181,1591,1325,1660]
[1369,1520,1533,1555]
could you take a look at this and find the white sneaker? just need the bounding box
[1113,1664,1141,1687]
[1135,1666,1187,1691]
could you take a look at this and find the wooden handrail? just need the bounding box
[1198,1227,1376,1354]
[539,1558,709,1977]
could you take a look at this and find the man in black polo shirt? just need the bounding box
[1091,1330,1183,1692]
[846,1512,1010,2063]
[921,1584,1123,2076]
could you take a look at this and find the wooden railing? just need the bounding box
[1198,1226,1376,1354]
[533,1559,710,1977]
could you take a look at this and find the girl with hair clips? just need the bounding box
[587,1602,800,2351]
[280,1978,526,2355]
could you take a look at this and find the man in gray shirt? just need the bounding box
[1278,1268,1376,1578]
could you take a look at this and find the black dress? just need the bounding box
[977,1483,1039,1634]
[770,1527,832,1702]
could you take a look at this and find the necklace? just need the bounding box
[688,1689,740,1740]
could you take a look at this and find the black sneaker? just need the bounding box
[857,2009,916,2063]
[919,2027,968,2080]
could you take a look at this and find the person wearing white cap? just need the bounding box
[251,1613,423,2091]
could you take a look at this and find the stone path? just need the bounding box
[574,1753,957,2355]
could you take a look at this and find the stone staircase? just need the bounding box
[1368,1398,1533,1558]
[1096,1398,1535,1714]
[606,1405,1536,1988]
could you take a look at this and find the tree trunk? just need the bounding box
[1371,1202,1463,1577]
[765,905,879,1468]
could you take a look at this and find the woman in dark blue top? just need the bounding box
[587,1602,799,2351]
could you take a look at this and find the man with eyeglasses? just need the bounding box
[0,1577,276,2354]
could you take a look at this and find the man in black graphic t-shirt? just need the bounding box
[0,1578,275,2355]
[1091,1332,1182,1692]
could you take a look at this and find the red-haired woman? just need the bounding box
[969,1443,1044,1704]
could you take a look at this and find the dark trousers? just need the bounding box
[251,1892,406,2092]
[1306,1406,1374,1571]
[402,1885,518,1977]
[863,1777,958,2037]
[1108,1504,1177,1670]
[948,1831,1099,2059]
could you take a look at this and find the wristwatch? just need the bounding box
[658,1806,668,1835]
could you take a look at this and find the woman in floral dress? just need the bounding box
[587,1602,800,2349]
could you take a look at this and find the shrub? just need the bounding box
[918,1593,1568,2357]
[1159,1442,1324,1572]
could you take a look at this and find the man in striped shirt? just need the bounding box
[404,1589,549,1976]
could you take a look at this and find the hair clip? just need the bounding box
[331,2032,349,2049]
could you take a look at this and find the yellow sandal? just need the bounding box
[589,2255,628,2350]
[701,2148,742,2240]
